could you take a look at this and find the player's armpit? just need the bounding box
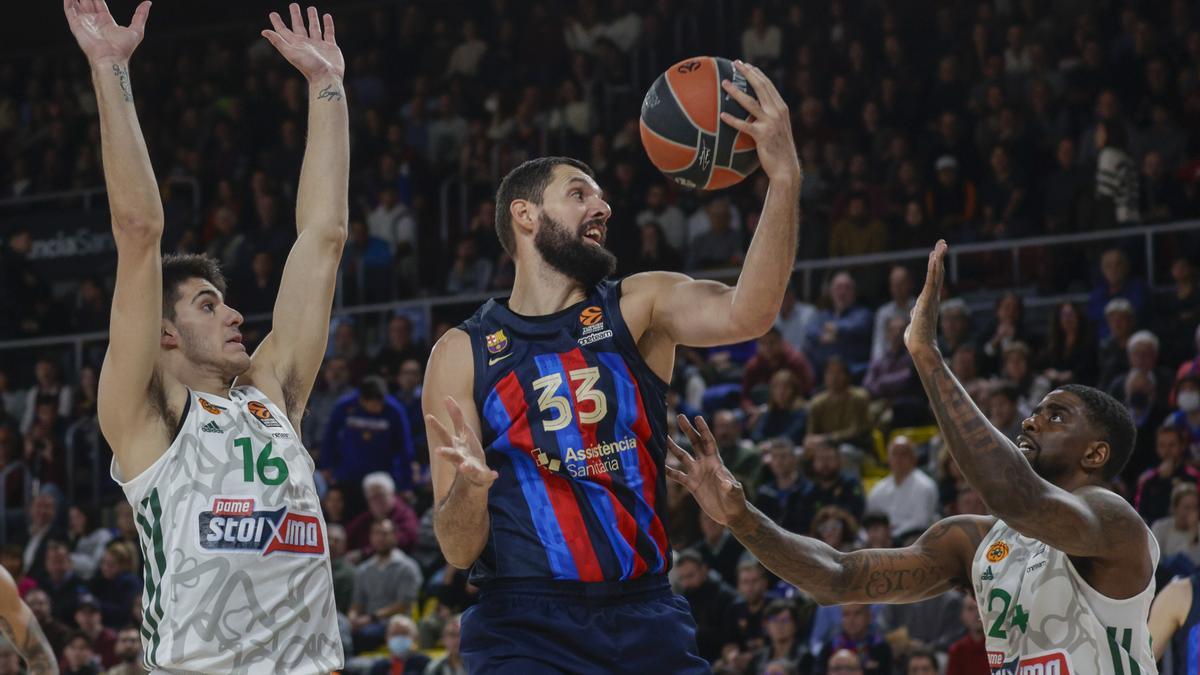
[732,510,993,606]
[623,272,773,348]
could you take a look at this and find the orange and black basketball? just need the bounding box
[639,56,759,190]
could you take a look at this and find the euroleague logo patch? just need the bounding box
[246,401,282,428]
[987,541,1010,563]
[198,497,324,557]
[580,306,603,326]
[198,398,226,415]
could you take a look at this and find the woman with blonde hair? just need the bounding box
[1151,482,1200,571]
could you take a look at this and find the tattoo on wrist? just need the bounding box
[112,64,133,102]
[317,84,343,102]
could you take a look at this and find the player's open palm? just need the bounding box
[262,4,345,81]
[64,0,151,64]
[427,397,498,490]
[666,415,747,527]
[718,61,801,184]
[904,240,947,353]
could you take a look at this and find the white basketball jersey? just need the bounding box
[112,386,343,674]
[972,519,1158,675]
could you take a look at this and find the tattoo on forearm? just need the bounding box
[0,613,56,675]
[317,84,342,102]
[112,64,133,102]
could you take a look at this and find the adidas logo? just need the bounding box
[201,421,224,434]
[980,566,994,581]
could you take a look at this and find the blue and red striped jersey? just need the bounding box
[458,279,672,585]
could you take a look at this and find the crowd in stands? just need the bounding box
[3,0,1200,673]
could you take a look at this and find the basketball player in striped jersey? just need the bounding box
[1148,569,1200,673]
[671,242,1158,675]
[65,1,346,672]
[422,61,799,672]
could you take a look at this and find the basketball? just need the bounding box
[639,56,759,191]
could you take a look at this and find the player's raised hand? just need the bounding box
[64,0,151,65]
[262,4,344,82]
[904,240,948,355]
[719,60,801,185]
[426,397,498,490]
[666,415,749,527]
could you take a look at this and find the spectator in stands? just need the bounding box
[816,603,891,675]
[978,292,1030,375]
[88,543,140,631]
[1160,259,1200,366]
[1135,425,1198,523]
[806,273,873,377]
[1093,119,1140,227]
[61,631,100,675]
[366,615,429,675]
[688,198,744,269]
[997,342,1037,411]
[749,599,813,675]
[1106,333,1172,464]
[776,282,818,356]
[1036,301,1096,390]
[445,237,492,293]
[691,510,745,585]
[625,221,683,274]
[39,541,84,625]
[348,519,424,653]
[938,299,973,357]
[719,559,773,661]
[66,506,111,581]
[328,322,369,382]
[1140,151,1185,224]
[710,410,762,496]
[905,647,939,675]
[636,183,686,251]
[987,384,1023,441]
[803,439,866,528]
[0,368,23,423]
[72,277,109,334]
[741,327,815,414]
[346,472,419,555]
[754,437,809,533]
[101,626,141,675]
[424,614,465,675]
[806,357,872,457]
[1167,374,1200,460]
[925,155,977,239]
[1176,325,1200,400]
[20,357,73,435]
[74,593,116,668]
[24,492,63,585]
[811,506,859,552]
[879,588,964,662]
[675,549,737,663]
[321,376,416,504]
[864,316,922,424]
[979,145,1029,239]
[1098,298,1137,387]
[322,485,347,527]
[1043,137,1088,234]
[1150,482,1200,569]
[867,436,939,540]
[393,358,426,458]
[24,589,69,658]
[946,594,988,675]
[371,314,427,383]
[750,372,808,444]
[871,267,915,361]
[342,218,394,304]
[366,187,418,291]
[303,357,352,456]
[825,649,863,674]
[327,524,354,616]
[1088,249,1148,338]
[829,192,887,259]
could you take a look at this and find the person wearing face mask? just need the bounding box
[1166,374,1200,462]
[367,615,429,675]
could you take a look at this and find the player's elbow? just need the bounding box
[111,216,163,244]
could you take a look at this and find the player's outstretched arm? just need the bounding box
[1148,575,1190,661]
[0,568,57,674]
[66,0,175,469]
[423,330,496,569]
[668,415,989,605]
[250,4,348,424]
[904,242,1149,569]
[626,60,802,348]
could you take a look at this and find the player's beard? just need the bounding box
[534,212,617,288]
[176,322,250,382]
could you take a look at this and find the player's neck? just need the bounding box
[167,360,232,400]
[509,262,587,316]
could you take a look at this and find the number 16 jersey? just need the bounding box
[111,385,343,674]
[460,279,673,586]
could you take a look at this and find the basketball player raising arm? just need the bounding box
[672,242,1158,673]
[424,59,801,569]
[68,1,347,672]
[0,567,56,674]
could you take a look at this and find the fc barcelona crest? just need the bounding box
[486,329,509,354]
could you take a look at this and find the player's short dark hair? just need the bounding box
[162,253,227,322]
[1056,384,1136,480]
[494,156,596,257]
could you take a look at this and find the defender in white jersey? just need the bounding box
[65,1,349,672]
[669,241,1156,675]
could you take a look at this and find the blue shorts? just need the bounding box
[461,575,709,674]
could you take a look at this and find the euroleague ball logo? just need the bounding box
[987,541,1010,563]
[676,60,701,74]
[247,401,282,428]
[580,306,604,327]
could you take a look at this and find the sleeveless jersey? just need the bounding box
[459,279,672,585]
[1169,572,1200,675]
[111,386,343,674]
[972,519,1159,675]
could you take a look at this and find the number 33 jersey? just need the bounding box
[972,519,1158,675]
[460,279,673,586]
[111,386,343,674]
